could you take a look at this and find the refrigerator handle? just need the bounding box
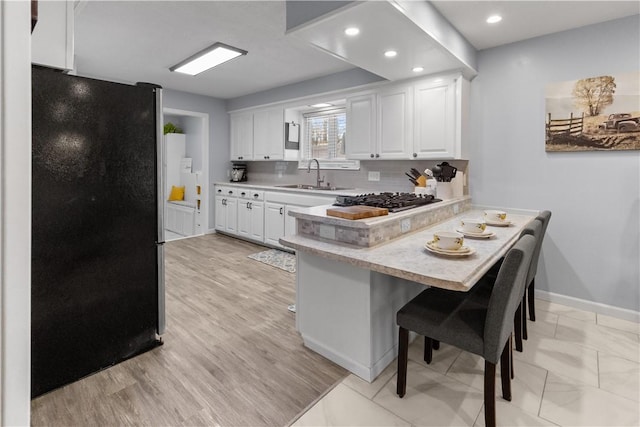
[155,87,165,244]
[154,86,166,335]
[157,244,166,334]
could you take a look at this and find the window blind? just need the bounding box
[303,108,346,160]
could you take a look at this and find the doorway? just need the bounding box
[163,108,209,240]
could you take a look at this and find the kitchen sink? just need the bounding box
[275,184,352,191]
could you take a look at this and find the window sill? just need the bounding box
[298,159,360,171]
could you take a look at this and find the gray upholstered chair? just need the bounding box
[396,234,536,427]
[429,219,542,356]
[522,210,552,339]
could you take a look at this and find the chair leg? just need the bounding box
[423,337,433,364]
[484,360,497,427]
[397,327,409,398]
[500,341,512,401]
[522,294,528,340]
[528,278,536,321]
[510,335,515,380]
[432,339,440,350]
[514,304,523,352]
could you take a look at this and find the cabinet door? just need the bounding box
[254,108,284,160]
[345,94,376,160]
[413,79,457,159]
[264,202,285,247]
[180,209,195,236]
[230,113,253,161]
[377,86,412,159]
[31,0,74,71]
[237,201,251,238]
[214,196,226,231]
[249,201,265,242]
[225,198,238,234]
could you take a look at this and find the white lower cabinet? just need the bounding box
[215,184,335,248]
[214,195,237,234]
[237,189,265,241]
[264,202,285,247]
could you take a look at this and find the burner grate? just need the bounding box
[334,192,440,212]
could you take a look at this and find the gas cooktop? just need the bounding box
[334,192,441,212]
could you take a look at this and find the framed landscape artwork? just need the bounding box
[545,71,640,151]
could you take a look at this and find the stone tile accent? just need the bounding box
[294,197,471,247]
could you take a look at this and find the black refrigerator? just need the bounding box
[31,66,165,397]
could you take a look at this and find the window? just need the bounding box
[300,108,359,170]
[304,108,345,159]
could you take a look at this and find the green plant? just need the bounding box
[163,122,183,135]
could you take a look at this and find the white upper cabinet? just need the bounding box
[412,78,458,159]
[345,94,376,159]
[230,112,253,161]
[346,86,412,160]
[253,108,284,160]
[377,85,412,159]
[230,108,284,161]
[31,0,74,71]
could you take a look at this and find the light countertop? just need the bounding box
[280,210,534,292]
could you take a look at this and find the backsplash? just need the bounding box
[241,159,469,194]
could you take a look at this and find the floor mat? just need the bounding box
[247,249,296,273]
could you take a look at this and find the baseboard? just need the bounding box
[535,290,640,323]
[302,335,376,383]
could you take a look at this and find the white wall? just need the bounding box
[469,16,640,312]
[163,90,228,232]
[1,1,32,424]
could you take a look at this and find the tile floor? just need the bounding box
[291,299,640,426]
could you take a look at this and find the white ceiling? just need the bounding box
[430,1,640,50]
[73,1,639,100]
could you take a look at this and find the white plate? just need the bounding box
[485,219,512,227]
[456,228,496,239]
[424,241,476,257]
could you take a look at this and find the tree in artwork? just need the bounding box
[572,76,616,116]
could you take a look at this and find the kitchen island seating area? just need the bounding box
[282,203,539,382]
[396,234,537,427]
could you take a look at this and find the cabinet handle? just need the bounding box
[217,189,222,193]
[266,155,270,159]
[253,193,259,198]
[370,153,374,158]
[413,153,417,158]
[375,153,380,158]
[238,156,243,160]
[222,199,226,206]
[249,202,252,209]
[279,207,283,215]
[228,190,233,195]
[241,192,246,196]
[246,202,251,209]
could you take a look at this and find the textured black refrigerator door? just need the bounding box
[31,67,161,397]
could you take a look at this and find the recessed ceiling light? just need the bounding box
[412,66,424,72]
[344,27,360,36]
[310,103,333,108]
[384,50,397,58]
[486,15,502,24]
[170,42,247,76]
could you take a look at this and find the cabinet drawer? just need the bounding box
[214,186,238,197]
[238,189,264,201]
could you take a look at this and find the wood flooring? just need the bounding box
[30,233,347,426]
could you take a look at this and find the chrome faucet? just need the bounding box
[307,158,325,188]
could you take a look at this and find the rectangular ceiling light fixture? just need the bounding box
[170,42,248,76]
